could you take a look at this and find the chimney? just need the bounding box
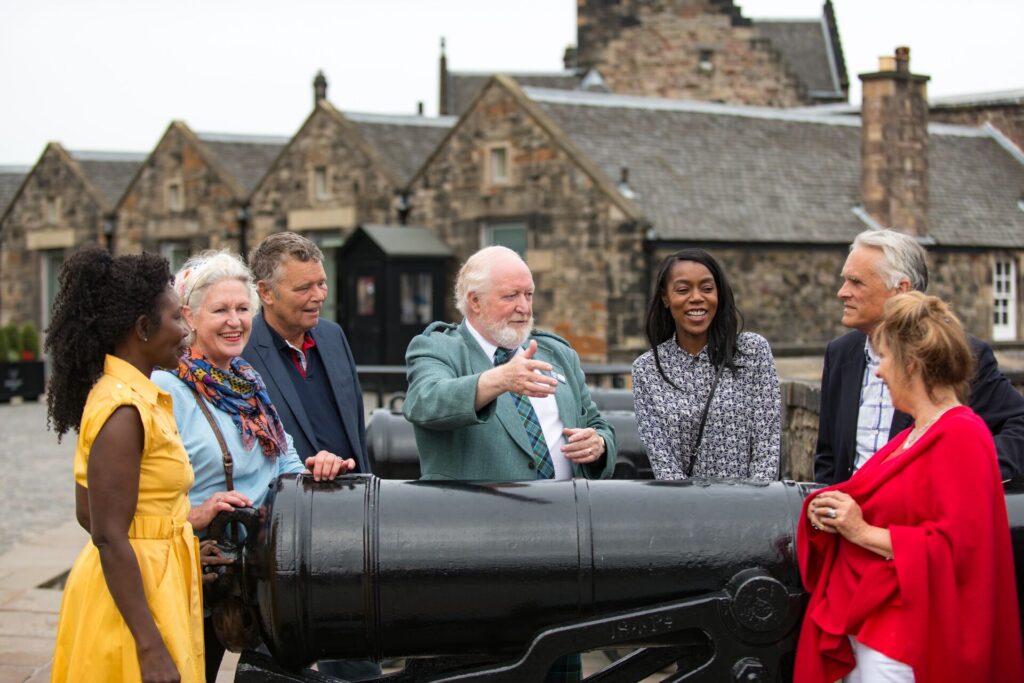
[438,37,449,116]
[859,46,931,236]
[417,101,424,116]
[313,70,327,106]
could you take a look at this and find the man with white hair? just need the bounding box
[814,228,1024,484]
[404,246,615,682]
[404,245,616,484]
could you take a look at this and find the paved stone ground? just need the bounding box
[0,400,76,559]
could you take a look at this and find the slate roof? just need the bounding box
[196,132,290,196]
[754,19,845,100]
[67,151,146,206]
[446,71,580,116]
[0,166,29,217]
[344,112,456,184]
[522,87,1024,248]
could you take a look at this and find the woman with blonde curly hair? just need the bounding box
[795,292,1022,682]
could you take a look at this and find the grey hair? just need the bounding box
[851,228,929,292]
[454,246,526,317]
[174,250,258,343]
[248,231,323,292]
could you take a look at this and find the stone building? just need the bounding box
[0,144,143,327]
[927,90,1024,151]
[410,50,1023,362]
[439,0,847,115]
[249,76,454,319]
[115,121,288,268]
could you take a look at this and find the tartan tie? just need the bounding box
[493,346,555,479]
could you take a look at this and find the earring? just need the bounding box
[142,336,149,342]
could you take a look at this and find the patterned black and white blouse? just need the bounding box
[631,333,781,481]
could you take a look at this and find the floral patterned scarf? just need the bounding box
[176,348,287,459]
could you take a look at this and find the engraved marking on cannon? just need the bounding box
[609,614,674,642]
[730,574,788,633]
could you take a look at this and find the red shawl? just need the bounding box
[794,406,1023,683]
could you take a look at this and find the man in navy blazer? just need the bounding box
[815,229,1024,485]
[243,232,369,473]
[242,232,377,679]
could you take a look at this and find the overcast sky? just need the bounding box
[1,0,1021,166]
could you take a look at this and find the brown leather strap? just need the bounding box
[190,387,234,490]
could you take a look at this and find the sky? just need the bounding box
[1,0,1021,166]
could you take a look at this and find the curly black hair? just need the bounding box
[644,248,745,388]
[45,246,172,440]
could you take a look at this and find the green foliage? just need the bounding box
[20,323,39,359]
[0,329,8,362]
[1,324,18,362]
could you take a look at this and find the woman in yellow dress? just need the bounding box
[46,246,203,682]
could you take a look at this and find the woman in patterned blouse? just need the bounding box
[631,249,781,480]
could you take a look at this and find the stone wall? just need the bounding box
[930,104,1024,151]
[410,83,649,362]
[575,0,809,107]
[249,107,398,244]
[644,245,1022,354]
[0,146,106,327]
[117,125,238,257]
[648,244,851,348]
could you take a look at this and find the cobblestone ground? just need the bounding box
[0,400,76,556]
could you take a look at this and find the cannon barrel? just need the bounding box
[231,476,1024,680]
[367,408,652,480]
[248,476,806,670]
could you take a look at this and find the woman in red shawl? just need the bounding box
[795,292,1022,683]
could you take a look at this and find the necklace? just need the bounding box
[903,403,959,449]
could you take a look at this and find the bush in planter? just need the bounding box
[0,329,8,362]
[1,324,18,362]
[21,323,40,361]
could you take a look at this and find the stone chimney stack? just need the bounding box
[859,46,931,236]
[313,70,328,106]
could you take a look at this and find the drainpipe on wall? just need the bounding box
[236,204,250,261]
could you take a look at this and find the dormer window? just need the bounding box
[166,181,183,212]
[486,144,510,186]
[314,167,330,200]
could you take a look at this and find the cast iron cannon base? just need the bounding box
[235,568,802,683]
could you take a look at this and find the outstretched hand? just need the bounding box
[499,340,558,398]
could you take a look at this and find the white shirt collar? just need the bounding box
[864,336,880,364]
[465,319,519,364]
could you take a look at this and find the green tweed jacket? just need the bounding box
[403,321,616,481]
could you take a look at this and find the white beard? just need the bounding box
[483,317,533,349]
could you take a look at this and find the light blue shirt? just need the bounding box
[855,339,895,472]
[151,370,305,524]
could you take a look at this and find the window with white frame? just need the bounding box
[166,181,183,212]
[161,242,190,273]
[486,145,510,186]
[482,220,527,257]
[313,167,330,200]
[45,197,59,224]
[993,257,1017,341]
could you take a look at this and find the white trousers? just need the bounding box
[843,636,915,683]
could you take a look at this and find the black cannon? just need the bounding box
[366,408,652,480]
[211,476,1024,682]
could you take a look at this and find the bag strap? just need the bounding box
[190,386,234,490]
[686,363,724,478]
